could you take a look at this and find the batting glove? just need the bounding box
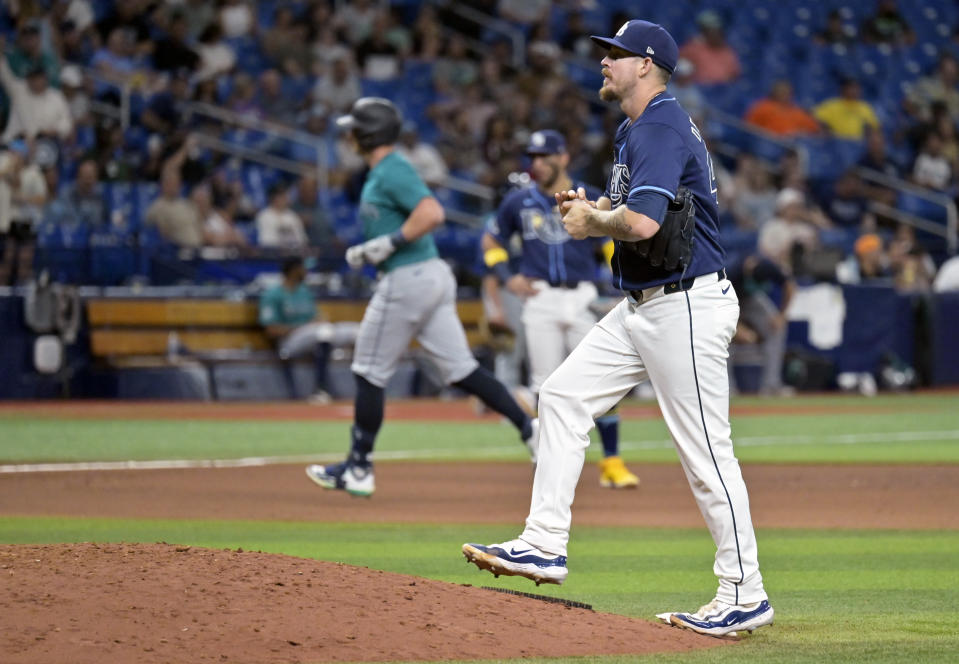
[345,235,397,268]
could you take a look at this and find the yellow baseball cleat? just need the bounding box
[598,456,639,488]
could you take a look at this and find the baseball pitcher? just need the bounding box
[463,20,773,638]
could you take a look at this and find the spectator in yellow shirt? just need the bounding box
[813,79,880,140]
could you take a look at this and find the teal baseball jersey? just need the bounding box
[258,283,316,327]
[359,151,438,272]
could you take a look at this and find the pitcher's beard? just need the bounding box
[599,83,619,102]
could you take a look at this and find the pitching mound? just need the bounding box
[1,543,723,663]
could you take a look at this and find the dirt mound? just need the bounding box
[0,543,723,663]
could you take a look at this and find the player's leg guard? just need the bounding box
[350,374,384,466]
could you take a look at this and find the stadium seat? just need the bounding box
[103,182,134,228]
[89,229,138,286]
[897,191,948,223]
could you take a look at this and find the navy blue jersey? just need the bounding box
[489,182,606,285]
[605,92,725,291]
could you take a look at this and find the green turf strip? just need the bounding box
[1,407,958,464]
[1,517,957,664]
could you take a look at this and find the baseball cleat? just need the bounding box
[658,598,774,638]
[523,418,540,464]
[462,538,567,586]
[598,456,639,488]
[305,461,375,497]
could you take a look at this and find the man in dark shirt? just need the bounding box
[727,253,795,396]
[152,12,200,73]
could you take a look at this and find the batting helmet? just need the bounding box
[336,97,402,152]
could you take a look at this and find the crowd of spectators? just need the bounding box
[0,0,957,293]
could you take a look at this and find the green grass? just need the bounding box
[2,516,957,664]
[1,393,958,464]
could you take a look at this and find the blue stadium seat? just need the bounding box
[256,0,279,28]
[35,221,90,283]
[75,125,96,152]
[327,192,361,244]
[403,61,435,90]
[361,78,402,99]
[833,140,866,171]
[236,221,257,246]
[231,37,268,74]
[567,61,602,89]
[241,165,268,209]
[103,182,134,228]
[898,191,948,223]
[281,75,311,102]
[89,229,138,285]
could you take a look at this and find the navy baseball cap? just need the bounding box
[590,20,679,74]
[526,129,566,155]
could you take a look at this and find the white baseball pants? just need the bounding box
[522,281,598,392]
[520,272,768,605]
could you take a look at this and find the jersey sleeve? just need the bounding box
[385,157,434,214]
[488,192,520,245]
[623,123,687,209]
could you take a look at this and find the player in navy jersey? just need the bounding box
[482,129,639,488]
[464,20,773,639]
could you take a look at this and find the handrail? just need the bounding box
[857,167,957,254]
[705,107,813,172]
[442,207,487,228]
[191,132,318,177]
[867,201,951,240]
[183,101,320,148]
[79,65,134,128]
[440,174,494,200]
[182,101,330,191]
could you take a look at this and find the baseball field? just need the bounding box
[1,392,958,663]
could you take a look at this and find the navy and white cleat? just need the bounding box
[462,538,567,586]
[305,461,375,497]
[657,598,774,638]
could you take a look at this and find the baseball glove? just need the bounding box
[622,186,696,271]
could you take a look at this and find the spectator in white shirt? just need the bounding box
[312,54,361,116]
[395,123,448,186]
[912,132,953,191]
[0,60,73,143]
[195,23,236,82]
[192,184,247,248]
[256,183,308,248]
[758,188,829,272]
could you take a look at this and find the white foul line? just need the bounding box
[1,429,957,474]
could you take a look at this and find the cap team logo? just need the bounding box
[609,162,630,208]
[616,22,628,37]
[530,132,547,148]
